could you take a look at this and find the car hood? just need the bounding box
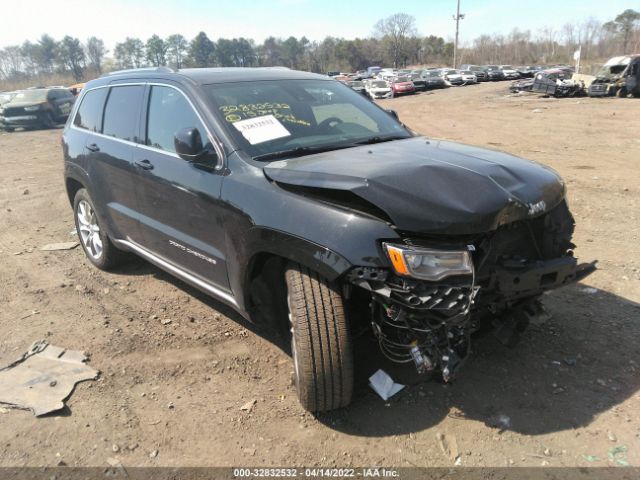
[263,137,565,235]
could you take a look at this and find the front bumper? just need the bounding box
[370,91,393,99]
[493,257,596,299]
[2,114,43,127]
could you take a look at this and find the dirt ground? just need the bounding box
[0,81,638,469]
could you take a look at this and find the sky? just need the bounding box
[0,0,636,50]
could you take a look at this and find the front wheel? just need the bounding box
[285,263,353,412]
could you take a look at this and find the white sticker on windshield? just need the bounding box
[232,114,291,145]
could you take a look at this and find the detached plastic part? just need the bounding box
[0,340,99,416]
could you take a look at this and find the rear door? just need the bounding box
[133,83,230,290]
[81,84,145,241]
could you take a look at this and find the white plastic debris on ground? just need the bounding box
[369,369,404,401]
[40,242,79,251]
[0,340,98,416]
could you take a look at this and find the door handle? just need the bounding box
[86,143,100,152]
[135,159,154,170]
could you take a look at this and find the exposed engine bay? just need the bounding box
[347,200,596,382]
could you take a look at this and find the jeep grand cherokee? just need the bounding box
[62,67,595,412]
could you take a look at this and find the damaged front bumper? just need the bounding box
[346,202,596,383]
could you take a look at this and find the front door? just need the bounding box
[133,84,230,291]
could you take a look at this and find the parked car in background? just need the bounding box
[589,54,640,98]
[421,70,447,89]
[516,66,542,78]
[484,65,506,81]
[377,70,397,82]
[439,69,464,85]
[458,70,478,84]
[390,76,416,96]
[499,65,520,80]
[347,80,367,95]
[0,87,75,132]
[407,73,427,91]
[365,79,393,99]
[467,65,489,81]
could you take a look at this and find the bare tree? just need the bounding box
[374,13,417,68]
[86,37,107,74]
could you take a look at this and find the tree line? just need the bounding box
[0,9,638,87]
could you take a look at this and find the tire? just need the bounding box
[617,87,628,98]
[3,127,15,133]
[73,188,127,270]
[285,263,353,412]
[42,112,56,129]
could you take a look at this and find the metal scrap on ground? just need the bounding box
[0,340,99,416]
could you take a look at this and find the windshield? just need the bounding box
[348,81,364,87]
[424,71,439,77]
[204,79,410,160]
[11,89,48,103]
[446,70,457,75]
[460,70,473,75]
[394,77,410,82]
[371,81,388,88]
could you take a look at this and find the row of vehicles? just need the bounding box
[0,86,77,132]
[333,64,562,99]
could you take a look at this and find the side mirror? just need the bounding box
[174,127,218,169]
[386,109,399,120]
[175,127,205,159]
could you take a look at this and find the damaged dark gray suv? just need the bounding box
[62,67,595,412]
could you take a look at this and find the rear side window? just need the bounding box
[145,85,209,153]
[103,85,144,142]
[73,88,108,132]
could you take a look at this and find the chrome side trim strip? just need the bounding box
[113,238,240,310]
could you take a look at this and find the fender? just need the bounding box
[63,161,122,242]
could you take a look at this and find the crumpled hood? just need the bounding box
[263,136,566,235]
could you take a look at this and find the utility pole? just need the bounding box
[452,0,465,68]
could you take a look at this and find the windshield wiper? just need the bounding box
[351,135,409,145]
[252,143,354,162]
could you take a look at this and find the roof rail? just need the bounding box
[101,66,176,77]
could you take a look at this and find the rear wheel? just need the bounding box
[285,263,353,412]
[73,188,128,270]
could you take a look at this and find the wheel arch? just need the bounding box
[237,229,353,325]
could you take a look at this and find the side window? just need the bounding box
[47,90,57,101]
[73,88,108,132]
[146,85,209,153]
[103,85,144,142]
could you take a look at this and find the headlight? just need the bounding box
[384,243,473,281]
[24,105,41,112]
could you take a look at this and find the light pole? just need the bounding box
[452,0,465,68]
